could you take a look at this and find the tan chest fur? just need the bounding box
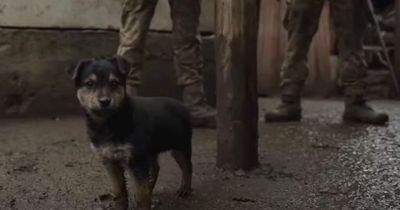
[91,143,134,163]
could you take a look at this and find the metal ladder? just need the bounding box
[365,0,400,95]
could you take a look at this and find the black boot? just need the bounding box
[343,99,389,125]
[182,83,216,128]
[264,95,302,122]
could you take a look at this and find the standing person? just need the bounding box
[117,0,216,128]
[265,0,389,124]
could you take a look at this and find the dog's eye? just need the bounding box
[85,81,95,88]
[110,80,121,87]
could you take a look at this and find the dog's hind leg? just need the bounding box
[149,155,160,192]
[102,159,128,210]
[171,150,193,197]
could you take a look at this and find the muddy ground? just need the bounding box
[1,99,400,210]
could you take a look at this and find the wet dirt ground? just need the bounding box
[1,98,400,210]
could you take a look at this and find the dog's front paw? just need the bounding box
[113,196,128,210]
[151,199,161,209]
[176,187,192,198]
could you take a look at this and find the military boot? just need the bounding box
[182,83,216,128]
[264,95,302,122]
[343,98,388,125]
[125,69,140,97]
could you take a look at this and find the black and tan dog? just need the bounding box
[68,57,193,210]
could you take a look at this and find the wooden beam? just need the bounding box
[395,0,400,97]
[215,0,259,170]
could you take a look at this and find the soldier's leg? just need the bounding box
[265,0,325,122]
[331,0,388,124]
[117,0,158,96]
[169,0,216,128]
[331,0,367,100]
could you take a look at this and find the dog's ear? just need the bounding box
[109,56,129,76]
[66,60,90,82]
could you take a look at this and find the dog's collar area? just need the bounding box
[86,99,135,142]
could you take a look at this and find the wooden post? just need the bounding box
[396,0,400,96]
[215,0,259,170]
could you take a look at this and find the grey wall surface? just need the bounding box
[0,1,216,117]
[0,0,214,32]
[0,29,215,118]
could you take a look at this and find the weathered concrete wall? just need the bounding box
[0,0,214,31]
[0,29,215,118]
[0,0,215,117]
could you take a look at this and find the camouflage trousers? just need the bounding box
[117,0,204,88]
[281,0,369,100]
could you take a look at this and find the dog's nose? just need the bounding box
[99,97,111,107]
